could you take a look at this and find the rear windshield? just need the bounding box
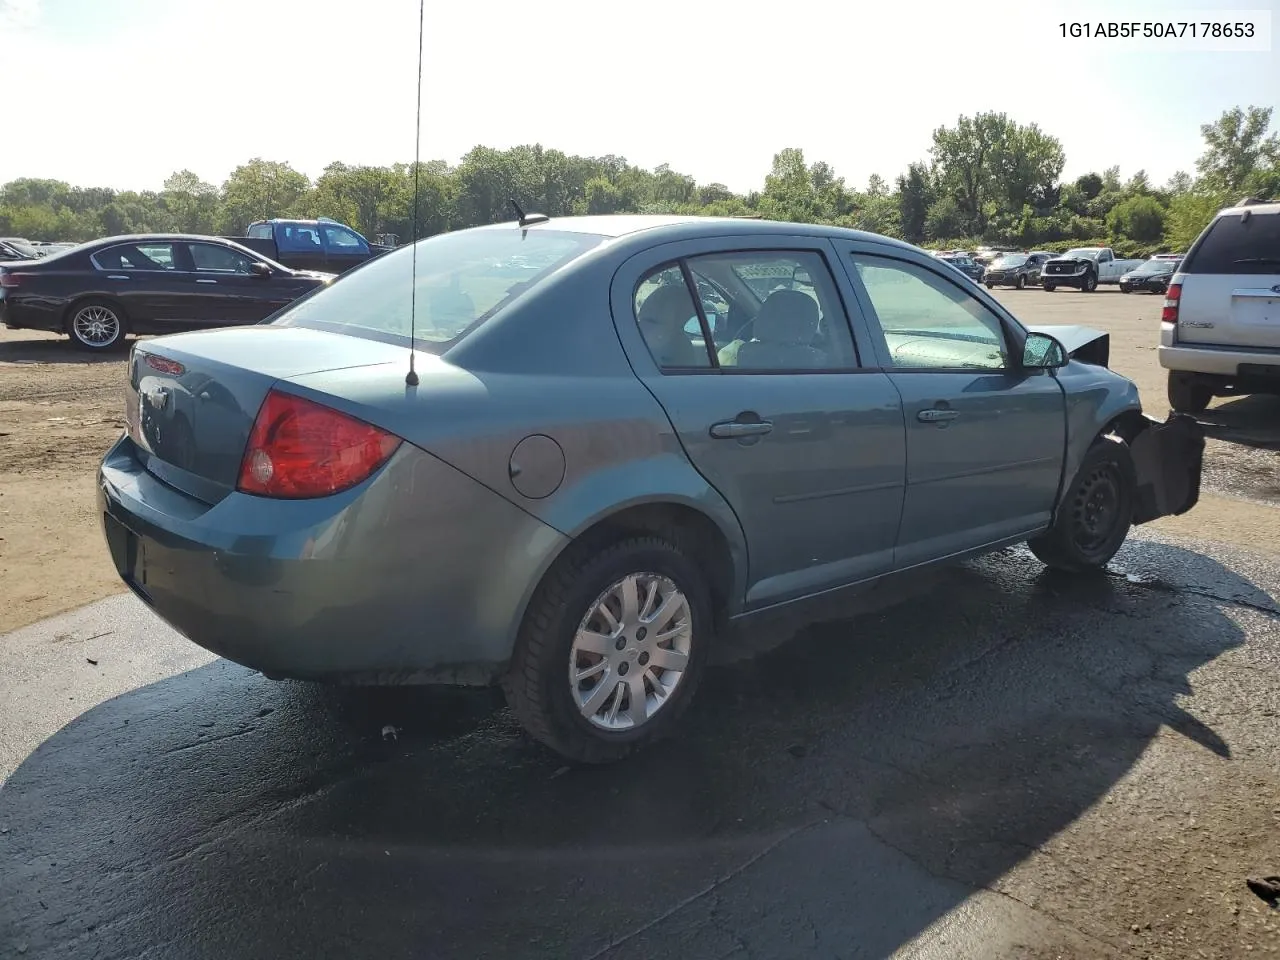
[270,227,605,349]
[1182,211,1280,275]
[1133,259,1175,274]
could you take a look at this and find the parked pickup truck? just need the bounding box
[224,217,392,275]
[1040,246,1146,292]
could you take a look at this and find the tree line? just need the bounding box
[2,105,1276,258]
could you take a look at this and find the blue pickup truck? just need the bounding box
[225,217,393,275]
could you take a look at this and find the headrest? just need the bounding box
[639,284,694,328]
[753,290,819,344]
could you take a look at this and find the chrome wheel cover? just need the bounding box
[568,572,693,731]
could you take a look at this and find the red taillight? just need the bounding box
[0,271,23,288]
[237,389,402,499]
[1161,282,1181,323]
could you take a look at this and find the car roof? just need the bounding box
[465,213,922,251]
[81,234,253,246]
[1216,200,1280,217]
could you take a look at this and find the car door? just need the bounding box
[90,241,191,328]
[275,223,328,272]
[183,241,296,326]
[612,237,907,610]
[833,243,1066,569]
[319,222,371,274]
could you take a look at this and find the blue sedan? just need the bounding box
[97,214,1204,763]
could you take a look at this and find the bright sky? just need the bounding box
[2,0,1277,195]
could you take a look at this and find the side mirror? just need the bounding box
[249,262,271,278]
[1022,331,1067,369]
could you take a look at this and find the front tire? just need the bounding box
[1043,282,1056,292]
[985,282,995,290]
[1081,271,1098,293]
[1015,274,1026,290]
[502,535,713,764]
[1167,371,1212,414]
[1029,437,1135,573]
[67,300,128,351]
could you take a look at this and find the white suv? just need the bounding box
[1159,198,1280,413]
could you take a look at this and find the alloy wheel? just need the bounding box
[72,305,121,347]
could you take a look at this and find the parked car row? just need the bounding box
[0,217,394,351]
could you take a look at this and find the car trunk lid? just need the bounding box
[1175,273,1280,349]
[126,326,407,504]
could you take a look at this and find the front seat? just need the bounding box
[637,284,704,368]
[735,290,825,369]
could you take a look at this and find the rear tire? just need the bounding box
[1167,371,1212,414]
[67,300,129,352]
[1029,437,1135,573]
[502,535,713,764]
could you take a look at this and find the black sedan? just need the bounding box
[983,252,1054,290]
[0,235,334,351]
[1119,257,1179,294]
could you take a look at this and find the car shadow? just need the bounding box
[0,334,133,365]
[0,539,1265,959]
[1199,394,1280,451]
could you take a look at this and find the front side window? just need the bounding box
[271,227,605,350]
[321,224,369,254]
[94,242,176,271]
[852,255,1010,370]
[189,243,254,274]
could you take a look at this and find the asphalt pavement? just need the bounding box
[2,532,1279,959]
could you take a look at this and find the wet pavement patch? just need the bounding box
[1,538,1278,958]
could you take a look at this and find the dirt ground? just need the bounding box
[2,288,1279,636]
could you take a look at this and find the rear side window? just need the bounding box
[271,228,605,349]
[278,224,323,252]
[1183,211,1280,275]
[247,224,273,240]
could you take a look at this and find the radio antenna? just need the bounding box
[406,0,425,387]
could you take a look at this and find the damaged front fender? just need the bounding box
[1126,413,1205,524]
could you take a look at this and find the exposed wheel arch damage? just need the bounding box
[1101,410,1204,525]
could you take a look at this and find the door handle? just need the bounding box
[107,275,129,280]
[917,408,959,423]
[709,419,774,439]
[196,279,218,284]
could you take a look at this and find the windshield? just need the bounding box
[1134,259,1176,275]
[992,255,1028,268]
[0,239,38,258]
[1063,248,1101,259]
[270,227,606,348]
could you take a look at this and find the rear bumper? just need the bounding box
[1158,339,1280,377]
[96,436,568,685]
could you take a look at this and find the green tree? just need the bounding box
[219,159,312,232]
[1107,195,1166,243]
[896,162,933,244]
[162,169,219,234]
[1195,106,1279,194]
